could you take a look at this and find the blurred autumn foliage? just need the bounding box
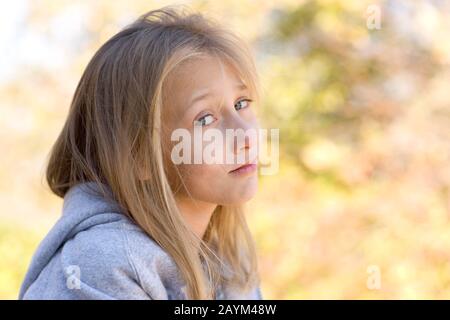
[1,0,449,299]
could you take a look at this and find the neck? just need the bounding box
[175,196,217,240]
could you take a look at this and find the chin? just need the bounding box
[221,181,258,205]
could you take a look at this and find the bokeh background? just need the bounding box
[1,0,450,299]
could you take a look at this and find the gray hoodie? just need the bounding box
[18,182,263,300]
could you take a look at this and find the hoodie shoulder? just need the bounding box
[33,220,153,299]
[20,182,177,299]
[59,219,183,299]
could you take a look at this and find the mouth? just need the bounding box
[228,161,258,175]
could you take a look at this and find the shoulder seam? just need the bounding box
[120,221,154,299]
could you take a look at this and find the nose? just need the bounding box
[232,131,251,155]
[225,115,258,163]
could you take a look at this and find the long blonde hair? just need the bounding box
[45,4,261,299]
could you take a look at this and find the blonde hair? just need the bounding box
[45,4,261,299]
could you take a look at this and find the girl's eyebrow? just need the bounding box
[181,82,248,120]
[189,83,248,106]
[189,89,213,106]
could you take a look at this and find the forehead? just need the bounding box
[164,54,243,106]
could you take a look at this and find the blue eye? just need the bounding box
[194,114,216,127]
[235,98,253,111]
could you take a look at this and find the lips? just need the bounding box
[228,161,258,174]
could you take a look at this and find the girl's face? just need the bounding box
[162,54,259,205]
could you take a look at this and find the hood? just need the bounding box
[18,182,125,299]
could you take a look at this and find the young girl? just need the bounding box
[19,5,263,300]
